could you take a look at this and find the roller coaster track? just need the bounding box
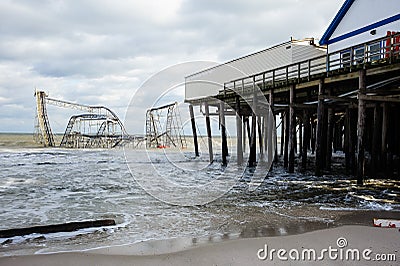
[34,90,137,148]
[145,102,187,149]
[35,91,55,147]
[44,96,129,136]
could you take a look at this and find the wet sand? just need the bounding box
[1,225,398,266]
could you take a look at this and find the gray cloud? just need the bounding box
[0,0,344,133]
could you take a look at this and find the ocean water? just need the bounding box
[0,134,399,256]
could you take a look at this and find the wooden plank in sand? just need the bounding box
[0,219,116,238]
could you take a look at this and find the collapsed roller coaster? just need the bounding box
[145,102,187,149]
[34,90,141,148]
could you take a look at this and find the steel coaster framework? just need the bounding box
[145,102,187,149]
[34,90,139,148]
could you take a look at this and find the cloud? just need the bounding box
[0,0,344,133]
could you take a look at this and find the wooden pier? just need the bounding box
[186,33,400,184]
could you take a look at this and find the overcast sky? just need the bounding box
[0,0,344,133]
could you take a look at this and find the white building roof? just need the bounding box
[185,38,326,101]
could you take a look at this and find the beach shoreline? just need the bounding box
[1,225,398,266]
[1,134,399,264]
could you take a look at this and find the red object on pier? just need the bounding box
[386,31,392,58]
[386,31,400,58]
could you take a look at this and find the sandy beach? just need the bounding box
[1,225,398,266]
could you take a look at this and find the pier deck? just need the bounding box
[186,33,400,184]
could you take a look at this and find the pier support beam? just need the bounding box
[299,118,303,158]
[246,117,251,150]
[189,104,199,157]
[302,110,310,170]
[371,103,382,177]
[280,112,285,157]
[258,115,263,156]
[326,106,334,170]
[284,110,289,169]
[356,69,367,185]
[204,102,213,163]
[220,101,228,166]
[289,84,296,173]
[311,117,316,154]
[235,97,243,165]
[345,107,351,172]
[315,79,325,176]
[381,103,389,174]
[249,92,258,167]
[345,107,356,174]
[243,117,247,153]
[263,112,268,158]
[270,91,278,163]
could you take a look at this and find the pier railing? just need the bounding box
[223,32,400,96]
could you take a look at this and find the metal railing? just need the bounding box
[223,32,400,95]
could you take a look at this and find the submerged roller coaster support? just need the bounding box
[34,91,55,147]
[145,102,187,149]
[34,90,140,148]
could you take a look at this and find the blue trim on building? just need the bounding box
[319,0,355,45]
[326,13,400,45]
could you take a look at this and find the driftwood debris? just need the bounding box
[0,219,116,238]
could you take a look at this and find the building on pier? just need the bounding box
[320,0,400,53]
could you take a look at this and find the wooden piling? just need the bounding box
[263,111,268,154]
[351,109,358,175]
[189,104,199,157]
[270,93,278,163]
[294,118,298,155]
[311,117,316,154]
[356,69,367,185]
[315,79,325,176]
[302,110,310,170]
[387,105,394,176]
[299,118,303,158]
[333,120,341,153]
[220,101,228,166]
[371,103,382,176]
[345,107,351,172]
[258,115,263,156]
[321,106,328,170]
[204,102,213,163]
[236,97,243,164]
[267,104,275,164]
[243,116,247,153]
[381,103,389,174]
[284,110,289,168]
[249,93,257,167]
[289,84,296,173]
[280,112,285,156]
[246,117,251,149]
[326,107,334,170]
